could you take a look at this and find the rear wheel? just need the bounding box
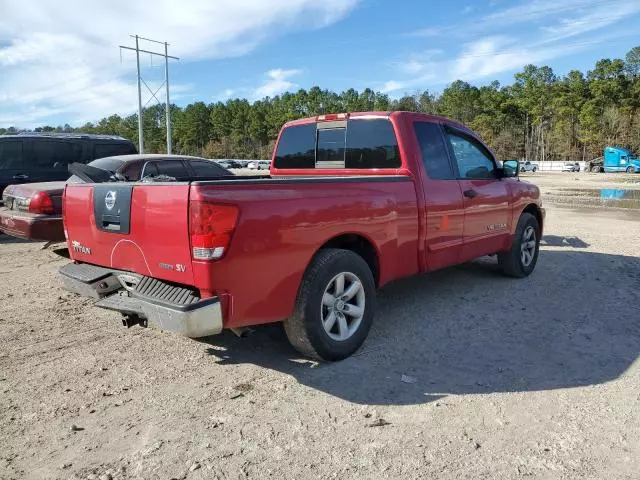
[284,249,376,361]
[498,213,540,278]
[626,166,634,174]
[591,166,601,173]
[532,167,537,172]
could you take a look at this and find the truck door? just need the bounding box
[413,121,465,271]
[604,148,617,172]
[443,127,511,261]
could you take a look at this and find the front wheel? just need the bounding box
[626,166,634,174]
[284,249,376,361]
[591,166,601,173]
[498,213,540,278]
[532,167,537,172]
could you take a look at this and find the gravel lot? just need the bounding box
[1,172,640,480]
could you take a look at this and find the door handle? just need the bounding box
[463,189,478,198]
[12,174,29,181]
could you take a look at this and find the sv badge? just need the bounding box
[159,262,187,272]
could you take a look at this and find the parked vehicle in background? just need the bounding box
[0,155,231,242]
[587,147,640,173]
[562,162,580,172]
[217,160,243,169]
[247,160,270,170]
[520,161,538,173]
[0,133,136,199]
[59,112,543,361]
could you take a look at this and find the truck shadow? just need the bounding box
[200,249,640,406]
[541,235,589,248]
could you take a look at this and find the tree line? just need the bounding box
[2,46,639,162]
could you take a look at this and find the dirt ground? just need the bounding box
[1,172,640,480]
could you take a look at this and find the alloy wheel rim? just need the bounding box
[520,226,537,267]
[321,272,365,341]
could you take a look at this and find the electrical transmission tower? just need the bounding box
[119,35,179,154]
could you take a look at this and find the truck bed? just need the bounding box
[63,174,420,328]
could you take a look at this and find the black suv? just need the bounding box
[0,133,137,196]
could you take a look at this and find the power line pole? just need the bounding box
[120,35,179,154]
[164,42,172,155]
[135,35,143,154]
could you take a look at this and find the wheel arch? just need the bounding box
[522,203,544,234]
[314,233,381,287]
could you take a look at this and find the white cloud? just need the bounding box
[450,36,533,79]
[379,35,588,94]
[380,80,405,93]
[0,0,358,127]
[410,0,639,38]
[393,49,442,75]
[253,68,302,98]
[385,0,640,95]
[214,89,237,102]
[541,1,640,41]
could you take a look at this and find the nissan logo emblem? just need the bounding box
[105,191,117,210]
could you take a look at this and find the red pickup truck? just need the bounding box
[60,112,543,360]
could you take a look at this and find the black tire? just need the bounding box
[498,213,540,278]
[284,248,376,361]
[591,166,601,173]
[626,166,634,174]
[532,167,537,172]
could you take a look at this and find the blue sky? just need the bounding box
[1,0,639,128]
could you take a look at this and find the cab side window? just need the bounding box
[413,122,455,180]
[446,131,496,179]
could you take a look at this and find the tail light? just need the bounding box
[189,201,239,261]
[28,191,55,214]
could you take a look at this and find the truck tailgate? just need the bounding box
[64,183,195,286]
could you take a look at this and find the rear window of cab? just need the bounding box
[273,118,401,169]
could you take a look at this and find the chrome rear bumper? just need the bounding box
[59,263,223,338]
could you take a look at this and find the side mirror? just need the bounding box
[501,160,519,178]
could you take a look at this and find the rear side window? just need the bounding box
[273,124,316,168]
[189,160,232,177]
[345,119,400,168]
[153,160,189,180]
[274,118,400,169]
[94,142,136,159]
[414,122,455,180]
[0,141,23,169]
[119,160,144,181]
[32,140,82,169]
